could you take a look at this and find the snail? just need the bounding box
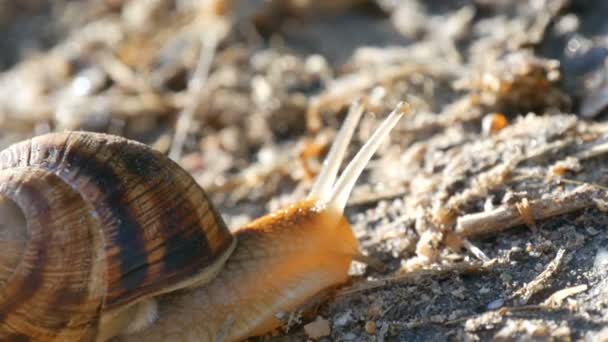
[0,101,409,341]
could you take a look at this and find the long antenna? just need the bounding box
[308,99,365,202]
[328,102,410,212]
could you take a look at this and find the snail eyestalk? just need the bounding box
[309,99,365,203]
[317,101,411,213]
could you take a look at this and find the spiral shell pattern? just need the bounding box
[0,131,234,340]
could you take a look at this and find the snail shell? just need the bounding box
[0,131,235,340]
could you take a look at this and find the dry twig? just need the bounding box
[511,248,567,305]
[337,259,498,297]
[456,185,603,237]
[541,284,587,308]
[169,29,221,161]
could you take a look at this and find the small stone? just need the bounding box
[365,321,377,334]
[333,311,352,327]
[479,286,491,294]
[304,317,331,339]
[343,332,358,340]
[487,298,504,310]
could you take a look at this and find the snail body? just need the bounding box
[0,102,407,341]
[125,199,358,341]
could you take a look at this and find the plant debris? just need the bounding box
[3,0,608,341]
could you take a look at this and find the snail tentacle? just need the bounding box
[309,99,364,203]
[328,101,410,212]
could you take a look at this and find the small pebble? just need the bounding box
[304,317,331,339]
[342,332,358,340]
[487,298,504,310]
[365,321,377,334]
[333,311,352,327]
[479,286,491,294]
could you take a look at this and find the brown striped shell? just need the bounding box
[0,131,235,340]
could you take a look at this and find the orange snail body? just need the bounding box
[124,199,358,341]
[0,102,408,341]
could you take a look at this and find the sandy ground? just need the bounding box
[2,0,608,341]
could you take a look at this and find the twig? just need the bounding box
[462,239,490,262]
[554,178,608,192]
[455,184,603,237]
[442,304,545,327]
[542,284,587,308]
[346,188,408,207]
[169,31,219,161]
[336,259,498,297]
[575,141,608,160]
[511,248,566,305]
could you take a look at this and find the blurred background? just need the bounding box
[3,0,608,340]
[0,0,594,202]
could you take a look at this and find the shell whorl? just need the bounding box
[0,131,234,340]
